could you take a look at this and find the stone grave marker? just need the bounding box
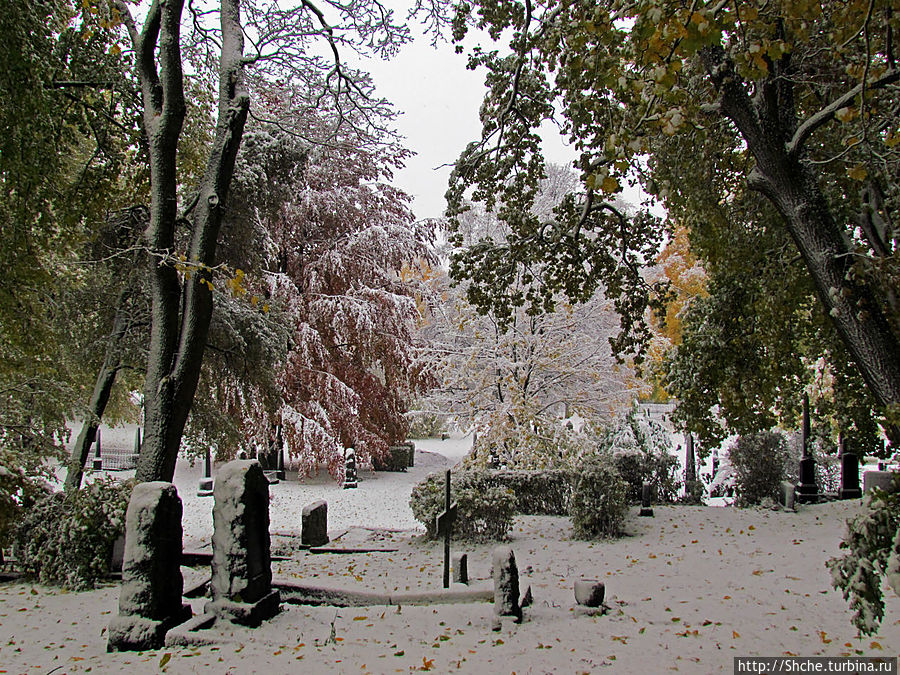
[92,428,103,470]
[685,433,696,484]
[343,447,358,489]
[574,579,605,607]
[108,482,191,651]
[436,469,458,589]
[779,480,796,510]
[838,437,862,499]
[797,393,820,503]
[639,482,654,517]
[302,499,329,547]
[452,552,468,585]
[205,460,280,626]
[197,448,214,497]
[492,546,522,624]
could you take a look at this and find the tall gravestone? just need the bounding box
[92,428,103,471]
[108,482,191,651]
[197,448,214,497]
[205,460,280,626]
[839,437,862,499]
[685,433,696,484]
[639,482,654,517]
[797,394,820,503]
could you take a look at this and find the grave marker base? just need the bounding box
[107,604,192,652]
[205,589,281,627]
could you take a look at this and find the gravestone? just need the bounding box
[838,437,862,499]
[778,480,796,510]
[343,447,358,489]
[301,499,329,547]
[452,552,468,585]
[197,448,214,497]
[574,579,605,607]
[685,433,696,484]
[93,428,103,470]
[404,441,415,468]
[639,482,654,517]
[797,393,820,503]
[436,469,458,589]
[205,460,280,626]
[275,443,285,481]
[491,546,522,622]
[133,427,141,455]
[107,482,191,651]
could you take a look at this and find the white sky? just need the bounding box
[355,12,579,221]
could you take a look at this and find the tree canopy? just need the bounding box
[443,0,900,444]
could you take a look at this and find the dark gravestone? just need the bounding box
[93,428,103,470]
[452,553,468,585]
[133,427,141,455]
[492,546,522,623]
[435,469,458,589]
[343,447,358,489]
[685,433,696,484]
[275,443,285,481]
[301,499,329,547]
[206,460,280,626]
[404,441,415,468]
[197,448,214,497]
[797,393,820,503]
[108,482,191,651]
[639,482,654,517]
[838,437,862,499]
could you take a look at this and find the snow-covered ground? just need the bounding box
[2,425,897,673]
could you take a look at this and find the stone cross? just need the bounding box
[435,469,458,589]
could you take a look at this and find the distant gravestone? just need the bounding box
[436,469,458,589]
[343,447,358,489]
[301,499,329,547]
[107,482,191,651]
[639,482,654,517]
[838,437,862,499]
[797,394,820,503]
[205,460,280,626]
[685,433,696,484]
[197,448,214,497]
[404,441,415,467]
[491,546,522,623]
[93,428,103,470]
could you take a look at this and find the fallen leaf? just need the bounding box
[733,631,741,639]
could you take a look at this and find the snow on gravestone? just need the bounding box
[492,546,522,623]
[301,499,329,547]
[107,482,191,652]
[205,460,280,626]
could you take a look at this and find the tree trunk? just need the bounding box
[702,48,900,444]
[119,0,250,483]
[64,289,131,492]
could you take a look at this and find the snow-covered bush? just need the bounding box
[0,445,55,553]
[409,471,516,541]
[602,407,679,503]
[14,477,132,589]
[827,482,900,635]
[728,431,790,506]
[569,456,629,539]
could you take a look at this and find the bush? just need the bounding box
[569,456,629,539]
[487,470,575,515]
[827,482,900,635]
[409,470,516,541]
[603,407,679,503]
[728,431,790,506]
[14,477,133,589]
[406,411,447,439]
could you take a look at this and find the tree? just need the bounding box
[427,166,640,468]
[441,0,900,444]
[101,0,410,483]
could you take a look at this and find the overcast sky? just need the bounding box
[355,12,579,221]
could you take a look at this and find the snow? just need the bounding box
[3,431,900,672]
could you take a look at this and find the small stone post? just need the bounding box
[133,427,141,456]
[838,437,862,499]
[107,482,191,651]
[206,460,280,626]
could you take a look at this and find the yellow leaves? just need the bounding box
[885,131,900,148]
[740,5,759,21]
[732,630,741,639]
[847,164,868,181]
[870,641,883,650]
[818,630,832,644]
[419,657,435,671]
[601,176,620,194]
